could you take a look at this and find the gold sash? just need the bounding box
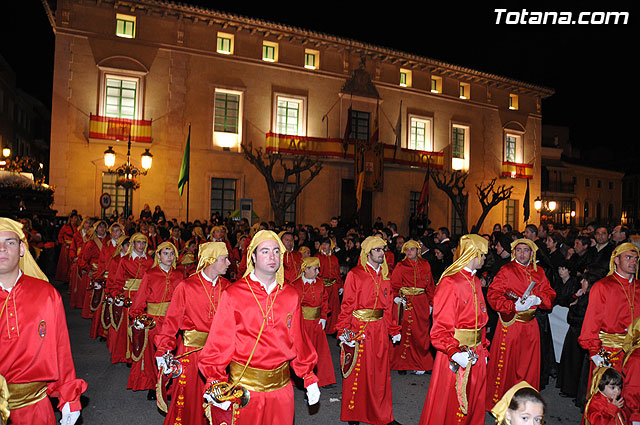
[600,331,626,349]
[454,328,482,348]
[352,308,383,322]
[147,302,170,317]
[301,306,322,320]
[183,330,209,348]
[399,287,425,296]
[499,309,536,327]
[229,361,290,392]
[322,278,336,287]
[6,382,48,410]
[123,278,142,291]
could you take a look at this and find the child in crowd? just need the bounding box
[491,381,546,425]
[584,367,627,425]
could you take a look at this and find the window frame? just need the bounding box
[400,68,412,88]
[98,68,145,121]
[504,130,524,163]
[262,41,278,62]
[217,32,234,55]
[431,76,442,93]
[408,115,433,151]
[210,177,237,219]
[459,82,470,99]
[509,93,519,110]
[451,123,470,171]
[115,13,136,39]
[304,49,319,70]
[101,172,133,218]
[505,199,517,229]
[273,93,307,136]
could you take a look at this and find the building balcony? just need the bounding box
[265,132,444,169]
[501,161,533,179]
[89,114,152,144]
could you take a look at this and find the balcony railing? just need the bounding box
[501,161,533,179]
[89,114,152,143]
[265,133,444,169]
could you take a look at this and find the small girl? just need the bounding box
[491,381,546,425]
[584,367,627,425]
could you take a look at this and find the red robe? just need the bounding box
[486,261,556,409]
[126,266,182,392]
[108,254,153,364]
[317,251,343,334]
[290,276,336,387]
[146,232,163,255]
[55,224,75,282]
[336,263,400,425]
[68,231,88,300]
[419,269,489,425]
[89,239,119,339]
[579,274,640,421]
[585,392,628,425]
[283,250,303,284]
[390,257,435,371]
[0,274,88,424]
[78,236,107,318]
[198,275,319,425]
[385,250,395,274]
[154,272,231,425]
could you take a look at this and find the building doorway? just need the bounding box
[341,178,372,230]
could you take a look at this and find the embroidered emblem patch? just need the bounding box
[38,320,46,338]
[286,313,293,328]
[481,303,487,313]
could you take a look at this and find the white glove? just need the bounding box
[429,305,433,315]
[134,320,145,330]
[306,382,320,405]
[394,296,406,306]
[338,288,344,296]
[93,282,102,290]
[114,298,124,307]
[391,334,401,344]
[515,296,535,312]
[318,319,326,330]
[156,356,171,374]
[451,351,469,369]
[203,391,232,410]
[60,402,81,425]
[528,295,542,307]
[339,333,356,347]
[591,354,605,367]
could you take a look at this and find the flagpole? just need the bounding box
[186,179,190,223]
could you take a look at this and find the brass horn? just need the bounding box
[134,313,156,330]
[204,381,250,408]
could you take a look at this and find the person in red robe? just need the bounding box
[89,223,124,339]
[0,217,88,425]
[419,234,490,425]
[154,242,232,425]
[127,242,182,396]
[77,220,108,318]
[177,239,197,278]
[289,256,336,387]
[486,238,556,410]
[390,240,435,373]
[210,225,237,280]
[108,233,153,364]
[168,226,185,253]
[281,231,303,284]
[337,235,402,425]
[317,238,343,334]
[584,367,628,425]
[579,243,640,423]
[104,237,130,354]
[146,223,163,256]
[199,230,320,425]
[68,217,92,303]
[55,214,78,282]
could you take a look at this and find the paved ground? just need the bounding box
[54,279,583,424]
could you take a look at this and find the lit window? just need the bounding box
[504,132,523,163]
[431,76,442,93]
[408,116,433,151]
[213,89,243,150]
[451,124,469,171]
[116,14,136,39]
[348,110,370,141]
[274,95,306,136]
[217,32,234,55]
[459,82,470,99]
[262,41,278,62]
[400,69,412,87]
[509,93,519,110]
[304,49,319,70]
[104,77,138,119]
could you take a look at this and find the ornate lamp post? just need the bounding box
[534,196,557,223]
[104,137,152,218]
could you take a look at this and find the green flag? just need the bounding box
[178,125,190,196]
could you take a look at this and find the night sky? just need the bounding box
[3,1,635,168]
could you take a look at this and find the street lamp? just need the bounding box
[2,147,10,158]
[103,137,152,218]
[534,196,557,224]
